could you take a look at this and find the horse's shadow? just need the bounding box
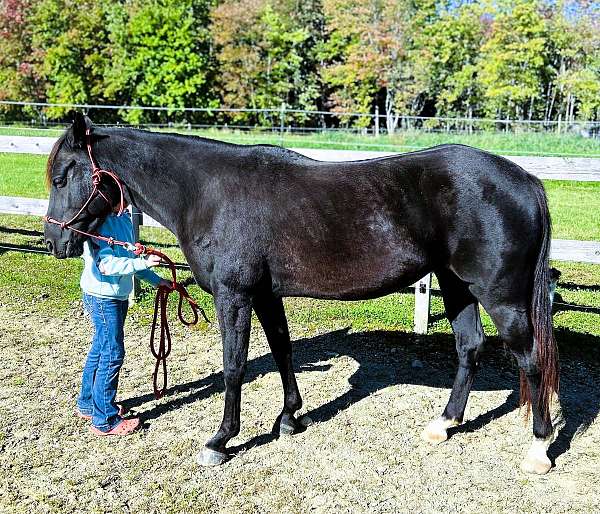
[124,326,600,462]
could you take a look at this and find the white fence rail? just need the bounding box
[1,195,599,334]
[2,135,600,181]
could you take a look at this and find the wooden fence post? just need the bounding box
[414,273,431,334]
[129,205,143,304]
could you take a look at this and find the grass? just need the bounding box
[1,151,598,240]
[0,153,49,198]
[1,125,600,156]
[545,181,600,240]
[0,214,598,339]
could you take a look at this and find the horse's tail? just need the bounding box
[520,177,559,418]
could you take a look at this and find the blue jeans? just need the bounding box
[77,293,128,431]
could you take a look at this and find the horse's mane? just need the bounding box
[45,134,66,190]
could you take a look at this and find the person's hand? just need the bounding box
[158,278,173,289]
[146,254,162,267]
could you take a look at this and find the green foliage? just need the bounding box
[478,0,548,119]
[425,2,487,118]
[104,0,216,123]
[27,0,112,117]
[210,0,322,124]
[0,0,599,124]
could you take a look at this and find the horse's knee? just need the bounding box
[223,365,245,388]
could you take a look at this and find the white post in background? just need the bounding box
[129,205,143,304]
[414,273,431,334]
[374,105,379,137]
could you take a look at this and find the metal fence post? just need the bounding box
[279,103,285,145]
[414,273,431,334]
[374,105,379,137]
[129,205,143,304]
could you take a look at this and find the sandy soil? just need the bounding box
[1,304,599,513]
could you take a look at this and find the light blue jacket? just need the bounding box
[80,212,162,300]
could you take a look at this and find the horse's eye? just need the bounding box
[53,176,66,188]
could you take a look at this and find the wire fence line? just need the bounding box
[2,100,600,137]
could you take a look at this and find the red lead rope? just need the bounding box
[44,129,208,399]
[141,244,209,399]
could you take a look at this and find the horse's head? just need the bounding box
[43,112,118,258]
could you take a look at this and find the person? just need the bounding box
[74,205,171,436]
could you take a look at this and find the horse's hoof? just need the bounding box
[520,436,553,474]
[196,447,228,467]
[277,413,301,436]
[279,422,296,436]
[299,415,313,427]
[421,417,459,444]
[421,424,448,444]
[520,455,552,475]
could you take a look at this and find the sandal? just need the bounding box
[74,404,128,421]
[89,417,140,436]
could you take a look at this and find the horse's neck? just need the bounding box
[105,131,208,238]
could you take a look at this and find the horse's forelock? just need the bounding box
[46,134,66,190]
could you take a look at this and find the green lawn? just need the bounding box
[0,153,48,198]
[1,125,600,156]
[1,151,598,241]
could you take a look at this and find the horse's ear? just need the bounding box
[67,111,92,149]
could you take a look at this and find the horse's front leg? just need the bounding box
[197,287,252,466]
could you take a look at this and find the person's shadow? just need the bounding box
[124,325,599,464]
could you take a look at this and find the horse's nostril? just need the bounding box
[46,240,54,253]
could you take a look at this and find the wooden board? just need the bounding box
[1,195,598,263]
[1,135,599,181]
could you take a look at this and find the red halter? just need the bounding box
[44,128,128,247]
[43,128,208,399]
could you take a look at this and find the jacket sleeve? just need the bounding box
[134,267,163,287]
[95,242,162,286]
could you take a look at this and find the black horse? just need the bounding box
[44,113,559,474]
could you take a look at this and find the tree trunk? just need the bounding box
[385,88,399,135]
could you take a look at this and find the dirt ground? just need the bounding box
[1,304,599,514]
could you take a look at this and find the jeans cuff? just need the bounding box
[76,402,93,416]
[93,416,123,433]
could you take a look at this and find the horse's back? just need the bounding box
[209,143,544,300]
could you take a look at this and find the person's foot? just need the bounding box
[74,404,128,421]
[89,417,140,436]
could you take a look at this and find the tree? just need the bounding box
[424,2,488,121]
[28,0,111,118]
[0,0,43,119]
[211,0,322,125]
[545,0,600,124]
[477,0,548,120]
[103,0,216,124]
[320,0,438,132]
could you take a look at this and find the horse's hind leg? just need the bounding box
[482,302,554,474]
[422,269,485,443]
[253,293,303,435]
